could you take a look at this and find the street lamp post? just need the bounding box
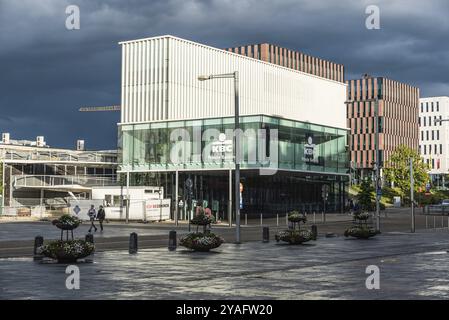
[198,72,241,244]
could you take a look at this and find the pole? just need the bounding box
[126,170,130,224]
[175,170,179,226]
[234,71,241,244]
[410,158,415,233]
[228,169,232,227]
[375,98,380,232]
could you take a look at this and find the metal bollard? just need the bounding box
[260,213,263,226]
[168,230,177,251]
[245,214,247,225]
[85,233,94,244]
[129,232,138,254]
[276,214,279,226]
[311,225,318,240]
[262,227,269,243]
[33,236,44,261]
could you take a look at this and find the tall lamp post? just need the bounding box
[345,97,381,232]
[198,72,241,244]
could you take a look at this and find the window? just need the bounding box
[424,145,426,155]
[440,144,443,154]
[421,103,424,113]
[437,101,440,112]
[421,131,424,141]
[435,144,437,154]
[429,116,431,126]
[426,102,429,112]
[437,130,440,140]
[432,130,434,140]
[431,102,434,112]
[427,131,429,140]
[440,116,442,125]
[432,159,435,169]
[424,117,426,126]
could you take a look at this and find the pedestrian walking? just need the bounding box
[97,205,106,232]
[88,205,97,232]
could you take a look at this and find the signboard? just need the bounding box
[145,199,171,221]
[212,200,219,212]
[211,133,233,160]
[304,134,318,163]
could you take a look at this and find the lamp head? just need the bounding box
[198,75,211,81]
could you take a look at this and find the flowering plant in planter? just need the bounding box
[288,211,307,223]
[352,212,370,221]
[191,212,216,226]
[180,232,224,252]
[38,240,95,263]
[275,229,315,244]
[344,227,379,239]
[52,214,81,230]
[275,210,316,245]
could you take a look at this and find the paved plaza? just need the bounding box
[1,231,449,299]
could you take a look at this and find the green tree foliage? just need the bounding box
[357,178,375,211]
[383,145,429,198]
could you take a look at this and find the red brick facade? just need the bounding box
[225,43,344,82]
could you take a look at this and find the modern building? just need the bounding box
[0,133,118,215]
[226,43,344,83]
[419,96,449,187]
[118,35,349,218]
[346,75,420,181]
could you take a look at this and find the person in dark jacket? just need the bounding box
[87,205,97,232]
[97,205,106,232]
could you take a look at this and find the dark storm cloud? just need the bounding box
[0,0,448,149]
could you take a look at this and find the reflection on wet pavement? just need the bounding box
[1,232,449,299]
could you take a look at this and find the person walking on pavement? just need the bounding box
[97,205,106,232]
[88,205,97,232]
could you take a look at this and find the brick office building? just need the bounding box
[346,75,419,180]
[226,43,344,82]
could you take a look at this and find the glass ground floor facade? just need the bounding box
[123,170,349,217]
[119,115,349,216]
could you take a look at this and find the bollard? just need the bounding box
[245,214,247,225]
[168,230,177,251]
[129,232,138,254]
[85,233,94,244]
[33,236,44,261]
[276,214,279,226]
[260,213,263,226]
[311,225,318,240]
[313,211,316,224]
[262,227,269,243]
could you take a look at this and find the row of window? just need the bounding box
[351,117,383,134]
[419,115,442,127]
[421,101,439,113]
[424,158,440,170]
[347,78,383,101]
[419,144,442,155]
[420,130,440,141]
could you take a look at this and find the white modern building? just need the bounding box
[118,35,349,216]
[419,96,449,187]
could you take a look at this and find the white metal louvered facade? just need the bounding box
[119,35,347,129]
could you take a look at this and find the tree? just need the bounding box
[383,145,429,199]
[357,178,375,211]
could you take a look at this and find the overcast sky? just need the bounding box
[1,0,448,149]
